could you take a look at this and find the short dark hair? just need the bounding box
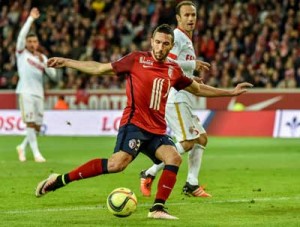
[152,24,174,42]
[26,32,37,39]
[176,1,196,15]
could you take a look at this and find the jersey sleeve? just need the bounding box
[111,52,137,76]
[174,59,196,71]
[173,67,193,90]
[42,55,57,80]
[16,16,34,53]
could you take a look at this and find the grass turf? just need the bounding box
[0,136,299,226]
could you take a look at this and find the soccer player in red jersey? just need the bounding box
[35,24,252,220]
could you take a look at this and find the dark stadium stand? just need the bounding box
[0,0,299,89]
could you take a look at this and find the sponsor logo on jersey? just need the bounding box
[139,57,153,66]
[142,65,152,68]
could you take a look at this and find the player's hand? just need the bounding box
[193,76,204,84]
[232,82,253,96]
[47,57,67,68]
[195,60,210,72]
[30,8,40,19]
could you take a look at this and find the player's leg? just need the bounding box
[181,113,211,197]
[140,141,185,196]
[17,94,32,162]
[16,138,28,162]
[169,103,211,197]
[16,135,28,162]
[187,135,207,186]
[144,135,181,219]
[140,103,186,196]
[31,96,47,162]
[35,151,132,197]
[35,124,140,197]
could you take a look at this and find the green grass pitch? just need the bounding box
[0,136,299,226]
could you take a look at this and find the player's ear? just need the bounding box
[176,14,180,23]
[150,38,154,48]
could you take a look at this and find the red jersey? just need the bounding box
[111,51,193,135]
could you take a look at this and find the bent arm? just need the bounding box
[184,80,253,97]
[45,67,57,80]
[16,17,34,52]
[47,57,114,75]
[175,60,210,72]
[176,60,196,71]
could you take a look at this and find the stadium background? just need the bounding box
[1,0,299,90]
[0,1,299,226]
[0,0,299,137]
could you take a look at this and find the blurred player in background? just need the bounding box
[35,24,252,219]
[140,1,212,197]
[16,8,56,162]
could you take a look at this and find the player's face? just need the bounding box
[176,5,197,33]
[26,36,39,53]
[151,32,174,62]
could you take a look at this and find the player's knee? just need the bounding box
[35,125,41,132]
[26,122,35,128]
[107,160,128,173]
[166,152,182,166]
[197,133,208,147]
[181,140,194,151]
[107,152,132,173]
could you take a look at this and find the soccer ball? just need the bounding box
[106,187,137,217]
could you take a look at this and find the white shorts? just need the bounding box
[166,103,206,142]
[18,94,44,125]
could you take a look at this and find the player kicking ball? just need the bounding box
[35,24,252,220]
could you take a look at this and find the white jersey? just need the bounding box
[15,17,56,99]
[16,49,49,98]
[167,28,197,106]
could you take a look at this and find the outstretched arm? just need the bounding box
[176,59,210,72]
[16,8,40,52]
[47,57,114,75]
[184,80,253,97]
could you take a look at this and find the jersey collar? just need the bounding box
[177,27,193,41]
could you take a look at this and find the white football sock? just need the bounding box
[26,127,42,157]
[19,136,28,151]
[187,144,205,186]
[145,142,186,177]
[175,142,185,154]
[145,162,164,177]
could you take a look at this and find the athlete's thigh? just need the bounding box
[34,96,44,125]
[142,134,176,164]
[166,103,205,142]
[19,94,35,123]
[114,124,148,160]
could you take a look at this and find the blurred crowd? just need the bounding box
[1,0,300,90]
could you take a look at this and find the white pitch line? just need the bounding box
[1,196,300,215]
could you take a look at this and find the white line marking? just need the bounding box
[1,196,300,215]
